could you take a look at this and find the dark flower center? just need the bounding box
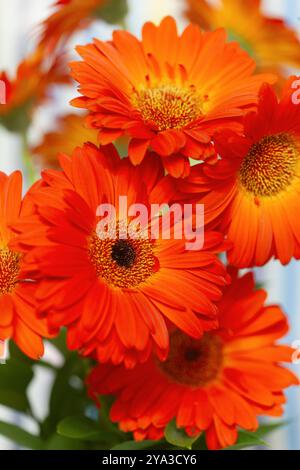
[184,348,201,362]
[111,239,136,268]
[88,228,157,289]
[158,330,223,388]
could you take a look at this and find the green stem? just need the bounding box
[21,131,37,186]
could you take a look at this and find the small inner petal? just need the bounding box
[132,84,203,131]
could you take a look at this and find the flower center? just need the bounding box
[132,85,203,131]
[0,248,21,295]
[111,239,136,268]
[239,133,300,197]
[158,330,223,388]
[88,230,158,289]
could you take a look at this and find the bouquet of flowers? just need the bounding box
[0,0,299,451]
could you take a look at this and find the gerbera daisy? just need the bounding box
[186,0,300,83]
[70,16,276,178]
[177,79,300,267]
[87,269,298,449]
[0,47,68,133]
[38,0,128,52]
[0,171,53,359]
[12,143,228,368]
[32,113,99,169]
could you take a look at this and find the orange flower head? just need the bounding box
[0,47,69,132]
[186,0,300,83]
[87,269,299,449]
[32,113,99,169]
[38,0,127,52]
[70,16,276,178]
[177,79,300,267]
[0,172,53,359]
[12,143,229,368]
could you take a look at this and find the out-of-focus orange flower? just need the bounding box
[0,47,68,132]
[32,113,99,169]
[12,143,229,368]
[87,269,299,449]
[0,172,53,359]
[70,17,276,178]
[38,0,128,52]
[186,0,300,81]
[177,79,300,267]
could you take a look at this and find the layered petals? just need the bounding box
[70,16,276,176]
[0,172,53,359]
[0,47,68,132]
[177,80,300,267]
[186,0,300,84]
[12,143,229,368]
[87,270,298,449]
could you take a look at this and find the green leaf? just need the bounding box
[165,419,199,449]
[111,440,160,451]
[49,354,78,417]
[224,430,269,450]
[9,341,35,367]
[194,421,286,451]
[44,434,89,450]
[99,396,125,439]
[0,358,33,389]
[255,421,287,437]
[43,353,88,436]
[50,329,68,356]
[0,357,33,412]
[0,390,31,414]
[0,421,43,450]
[94,0,128,25]
[57,415,107,441]
[224,422,287,450]
[39,352,91,440]
[192,433,208,450]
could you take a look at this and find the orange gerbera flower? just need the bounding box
[0,47,68,132]
[32,113,99,169]
[177,79,300,267]
[38,0,127,52]
[70,16,276,178]
[0,172,53,359]
[12,143,228,368]
[186,0,300,81]
[87,269,298,449]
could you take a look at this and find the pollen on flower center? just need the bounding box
[132,85,203,131]
[239,133,300,197]
[158,330,223,388]
[88,229,158,289]
[0,248,21,295]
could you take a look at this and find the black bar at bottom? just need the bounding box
[0,450,299,467]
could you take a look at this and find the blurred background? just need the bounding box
[0,0,300,450]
